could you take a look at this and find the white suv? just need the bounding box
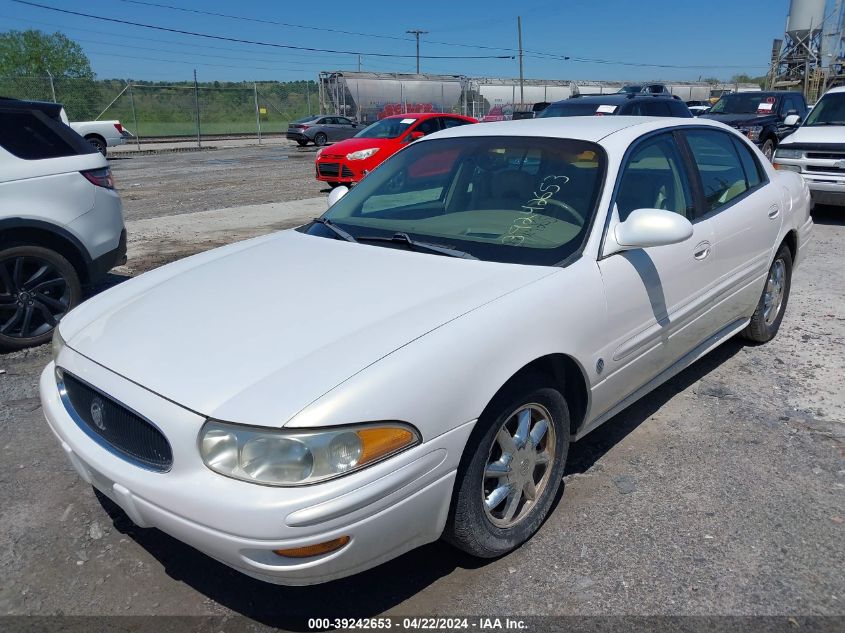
[773,85,845,206]
[0,98,127,351]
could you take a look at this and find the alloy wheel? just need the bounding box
[482,403,556,528]
[0,255,71,339]
[763,258,786,326]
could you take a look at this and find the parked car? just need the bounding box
[41,116,811,585]
[617,83,671,96]
[287,115,359,147]
[686,100,712,116]
[539,94,692,118]
[56,109,127,156]
[314,112,476,187]
[701,91,807,161]
[0,98,127,351]
[773,85,845,206]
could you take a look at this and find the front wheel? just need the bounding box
[741,244,792,343]
[0,245,81,351]
[444,375,569,558]
[761,138,775,162]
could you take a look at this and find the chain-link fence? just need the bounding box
[0,76,317,145]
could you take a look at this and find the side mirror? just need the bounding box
[327,185,349,208]
[614,208,693,250]
[784,114,801,127]
[407,131,425,142]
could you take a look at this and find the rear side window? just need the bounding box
[0,109,94,160]
[685,130,750,214]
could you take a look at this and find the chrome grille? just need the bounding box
[58,371,173,472]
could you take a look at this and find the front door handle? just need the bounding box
[768,205,780,219]
[693,241,711,260]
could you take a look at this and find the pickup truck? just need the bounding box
[701,91,807,161]
[773,85,845,206]
[58,108,127,156]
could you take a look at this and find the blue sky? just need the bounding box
[1,0,798,82]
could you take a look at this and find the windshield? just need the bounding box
[710,93,777,115]
[313,136,606,266]
[354,118,416,139]
[540,102,616,117]
[804,93,845,126]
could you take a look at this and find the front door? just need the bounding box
[592,132,716,419]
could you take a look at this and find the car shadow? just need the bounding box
[94,338,745,629]
[811,204,844,226]
[83,271,132,299]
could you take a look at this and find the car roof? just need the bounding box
[427,115,733,145]
[549,94,676,106]
[823,85,845,95]
[381,112,469,120]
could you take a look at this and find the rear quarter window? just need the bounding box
[0,109,94,160]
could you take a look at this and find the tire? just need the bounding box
[0,245,82,352]
[296,140,308,147]
[444,374,570,558]
[86,135,107,156]
[761,138,775,162]
[741,243,792,343]
[314,133,328,147]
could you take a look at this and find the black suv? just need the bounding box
[701,91,807,160]
[539,94,692,119]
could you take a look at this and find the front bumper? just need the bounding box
[40,350,472,585]
[774,157,845,206]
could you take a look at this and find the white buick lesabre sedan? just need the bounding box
[41,117,812,586]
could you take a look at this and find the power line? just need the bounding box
[12,1,514,60]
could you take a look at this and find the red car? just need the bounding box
[315,112,477,187]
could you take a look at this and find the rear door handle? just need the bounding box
[768,205,780,219]
[693,241,711,260]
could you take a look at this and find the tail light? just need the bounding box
[299,124,311,130]
[81,167,115,189]
[113,122,124,134]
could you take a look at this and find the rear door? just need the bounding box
[595,132,716,412]
[681,128,781,328]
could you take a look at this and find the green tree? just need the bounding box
[0,29,93,78]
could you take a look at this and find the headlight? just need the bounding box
[346,147,379,161]
[315,148,323,159]
[199,421,419,486]
[775,148,802,159]
[51,327,65,361]
[738,125,763,142]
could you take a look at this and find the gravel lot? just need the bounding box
[0,146,842,628]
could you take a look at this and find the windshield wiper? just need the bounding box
[311,217,357,243]
[357,232,478,260]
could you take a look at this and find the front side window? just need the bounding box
[685,130,751,214]
[354,118,416,139]
[804,92,845,126]
[442,117,471,129]
[316,136,607,266]
[413,118,441,136]
[615,133,694,222]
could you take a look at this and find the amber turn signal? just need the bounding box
[273,536,351,559]
[356,427,416,465]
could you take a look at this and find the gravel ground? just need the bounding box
[0,147,842,629]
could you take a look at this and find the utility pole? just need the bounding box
[517,16,524,103]
[358,54,362,71]
[406,29,428,74]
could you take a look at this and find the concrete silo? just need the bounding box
[770,0,828,100]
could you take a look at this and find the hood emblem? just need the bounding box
[90,397,106,431]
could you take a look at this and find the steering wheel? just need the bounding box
[542,198,584,225]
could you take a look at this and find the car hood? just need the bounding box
[320,136,397,156]
[60,230,554,427]
[701,113,778,127]
[778,125,845,146]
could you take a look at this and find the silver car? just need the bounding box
[287,115,359,147]
[0,98,127,351]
